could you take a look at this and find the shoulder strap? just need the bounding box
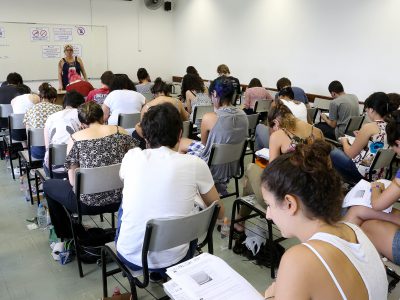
[302,243,347,300]
[71,136,77,142]
[190,90,197,97]
[62,58,67,63]
[75,56,78,62]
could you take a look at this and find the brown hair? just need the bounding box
[267,103,296,131]
[38,82,57,102]
[217,64,230,75]
[261,140,342,224]
[78,102,103,125]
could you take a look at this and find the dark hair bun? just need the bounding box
[39,82,57,100]
[78,102,104,125]
[261,140,342,224]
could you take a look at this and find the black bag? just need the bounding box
[233,233,285,268]
[76,226,116,264]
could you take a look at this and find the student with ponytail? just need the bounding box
[262,140,387,299]
[331,92,397,182]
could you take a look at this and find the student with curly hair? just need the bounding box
[263,141,387,299]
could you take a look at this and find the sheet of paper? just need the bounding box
[344,134,356,145]
[166,253,264,300]
[255,148,269,160]
[342,179,393,213]
[164,280,192,300]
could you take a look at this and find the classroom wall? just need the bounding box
[0,0,174,90]
[172,0,400,100]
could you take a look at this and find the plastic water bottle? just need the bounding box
[220,217,230,250]
[37,203,47,228]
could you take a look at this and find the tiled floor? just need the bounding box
[0,158,399,300]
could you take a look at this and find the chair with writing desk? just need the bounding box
[101,202,220,299]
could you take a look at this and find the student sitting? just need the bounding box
[179,76,248,194]
[263,141,387,300]
[102,74,145,125]
[343,111,400,265]
[182,73,211,122]
[135,67,153,96]
[133,77,189,149]
[43,90,85,177]
[242,78,273,115]
[43,102,136,239]
[330,92,396,183]
[86,71,114,105]
[116,102,224,280]
[65,69,94,97]
[275,76,309,106]
[24,83,63,159]
[277,86,308,123]
[235,104,323,231]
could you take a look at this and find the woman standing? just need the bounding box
[58,44,88,90]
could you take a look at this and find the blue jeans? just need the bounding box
[31,146,45,160]
[255,124,270,151]
[330,147,363,184]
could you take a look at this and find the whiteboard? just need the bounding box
[0,21,108,82]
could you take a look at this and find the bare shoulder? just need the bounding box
[280,243,322,272]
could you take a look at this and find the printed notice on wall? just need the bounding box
[0,27,5,38]
[71,44,82,57]
[53,28,73,41]
[30,27,49,41]
[42,45,61,58]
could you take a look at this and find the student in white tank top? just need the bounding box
[278,86,308,123]
[261,140,387,300]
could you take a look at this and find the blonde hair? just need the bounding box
[64,44,73,52]
[217,64,230,75]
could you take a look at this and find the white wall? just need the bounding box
[172,0,400,100]
[0,0,174,89]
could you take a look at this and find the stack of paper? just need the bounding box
[164,253,264,300]
[255,148,269,160]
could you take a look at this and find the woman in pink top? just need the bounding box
[243,78,273,114]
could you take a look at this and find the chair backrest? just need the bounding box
[313,98,331,110]
[0,104,13,118]
[48,143,68,166]
[193,105,214,122]
[254,99,272,113]
[208,140,247,166]
[307,108,318,124]
[141,92,154,102]
[117,113,141,129]
[246,114,259,136]
[182,120,190,138]
[48,143,68,178]
[344,115,365,136]
[369,148,396,174]
[8,113,25,130]
[145,202,220,252]
[27,128,45,147]
[74,163,123,195]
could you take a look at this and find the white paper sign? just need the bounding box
[71,44,82,57]
[0,27,5,38]
[30,27,49,41]
[53,28,73,41]
[42,45,61,58]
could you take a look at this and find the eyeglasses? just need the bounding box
[65,49,73,52]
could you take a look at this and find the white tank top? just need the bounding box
[280,99,308,123]
[303,222,387,300]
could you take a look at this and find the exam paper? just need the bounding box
[255,148,270,160]
[166,253,264,300]
[342,179,393,213]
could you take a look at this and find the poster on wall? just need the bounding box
[30,27,49,41]
[42,45,61,58]
[53,28,73,41]
[72,44,82,57]
[0,27,5,38]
